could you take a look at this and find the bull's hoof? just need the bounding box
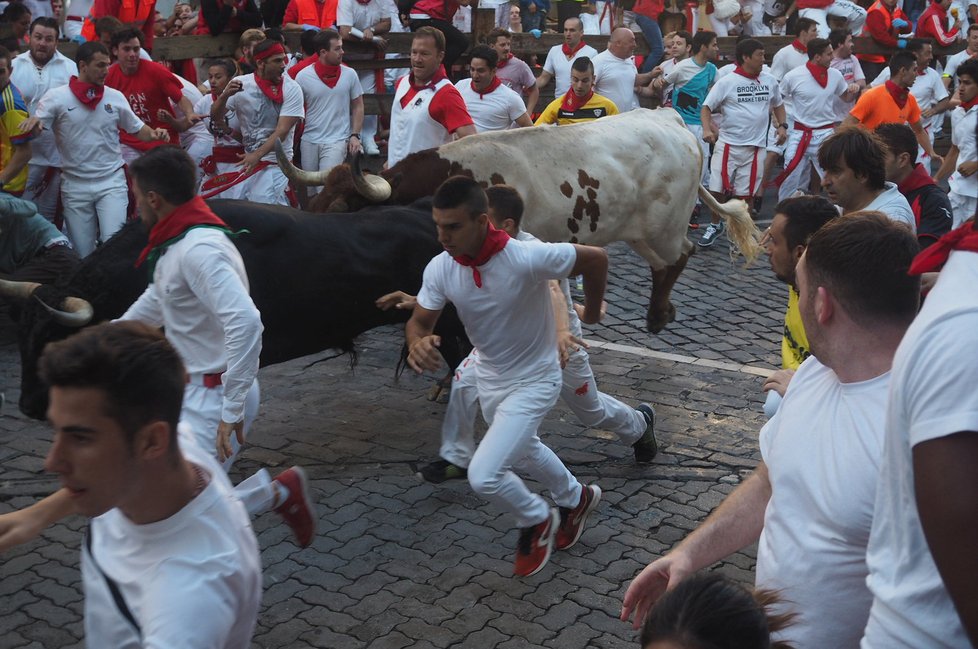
[646,303,677,334]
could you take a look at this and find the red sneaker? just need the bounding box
[555,484,602,550]
[273,467,316,548]
[514,508,559,577]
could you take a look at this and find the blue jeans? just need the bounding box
[635,14,664,73]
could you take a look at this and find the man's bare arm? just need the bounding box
[405,305,443,373]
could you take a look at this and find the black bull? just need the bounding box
[14,199,469,419]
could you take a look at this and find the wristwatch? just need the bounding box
[778,123,789,129]
[349,133,361,140]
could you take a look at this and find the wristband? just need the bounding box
[778,123,788,129]
[350,133,361,139]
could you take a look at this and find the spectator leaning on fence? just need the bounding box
[408,0,471,74]
[282,0,339,32]
[196,0,262,36]
[858,0,912,83]
[83,0,157,51]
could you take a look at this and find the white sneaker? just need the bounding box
[363,139,380,156]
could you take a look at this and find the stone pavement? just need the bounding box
[0,232,784,649]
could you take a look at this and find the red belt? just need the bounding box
[187,373,223,388]
[200,146,246,175]
[773,122,834,187]
[65,15,84,21]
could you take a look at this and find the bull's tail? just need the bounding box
[696,186,762,263]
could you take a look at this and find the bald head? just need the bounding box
[608,27,636,59]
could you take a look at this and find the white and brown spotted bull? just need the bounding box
[278,108,761,333]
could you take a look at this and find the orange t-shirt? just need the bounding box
[849,84,921,130]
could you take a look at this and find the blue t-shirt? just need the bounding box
[671,59,717,126]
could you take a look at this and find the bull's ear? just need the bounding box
[388,173,403,192]
[330,199,349,212]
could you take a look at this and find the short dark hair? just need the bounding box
[640,573,795,649]
[433,175,488,219]
[414,26,446,53]
[807,37,831,60]
[735,38,764,65]
[774,195,839,251]
[818,126,887,191]
[907,37,933,55]
[486,185,524,229]
[1,2,31,22]
[828,28,851,49]
[0,45,12,68]
[795,17,818,35]
[957,58,978,84]
[969,23,978,36]
[674,30,692,47]
[875,122,919,165]
[888,50,917,76]
[691,30,716,55]
[93,15,124,38]
[40,321,186,449]
[312,28,341,54]
[263,27,286,43]
[487,27,511,44]
[469,44,498,69]
[205,57,237,78]
[804,212,920,327]
[76,41,109,65]
[29,16,59,36]
[111,26,144,50]
[300,27,319,56]
[129,146,198,205]
[571,55,594,74]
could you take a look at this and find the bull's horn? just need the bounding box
[349,151,392,203]
[33,294,94,328]
[274,139,329,187]
[0,278,41,299]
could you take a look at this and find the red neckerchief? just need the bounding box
[560,88,594,112]
[791,39,806,54]
[471,76,501,99]
[898,162,936,194]
[135,196,240,274]
[806,61,828,88]
[452,222,510,288]
[562,40,586,57]
[355,0,371,4]
[909,221,978,274]
[733,66,759,80]
[885,80,909,109]
[314,60,341,88]
[497,53,513,69]
[255,74,284,104]
[399,65,448,108]
[68,75,104,109]
[961,95,978,111]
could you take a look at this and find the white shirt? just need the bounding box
[949,103,978,197]
[416,238,576,385]
[862,251,978,649]
[225,73,304,162]
[660,57,679,105]
[944,48,977,87]
[757,356,889,649]
[295,63,363,144]
[454,79,526,132]
[870,67,949,132]
[830,54,865,122]
[780,64,847,126]
[10,50,77,167]
[83,425,261,649]
[703,69,783,147]
[35,85,144,181]
[770,43,808,81]
[592,49,639,112]
[543,43,599,97]
[120,227,263,424]
[336,0,388,28]
[863,182,917,232]
[388,76,460,167]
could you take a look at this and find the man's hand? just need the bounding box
[223,78,244,98]
[620,552,695,629]
[347,135,364,156]
[762,368,795,397]
[930,153,944,168]
[703,128,718,145]
[408,335,442,373]
[238,150,263,173]
[920,271,940,294]
[775,125,788,145]
[375,291,417,311]
[149,128,170,142]
[19,116,41,134]
[557,331,588,368]
[958,160,978,177]
[216,419,245,463]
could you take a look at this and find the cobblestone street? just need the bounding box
[0,230,785,649]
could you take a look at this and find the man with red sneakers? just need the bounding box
[406,176,607,577]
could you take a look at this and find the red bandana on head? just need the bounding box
[791,39,806,54]
[562,40,586,57]
[452,222,510,288]
[806,61,828,87]
[135,196,241,275]
[314,60,341,88]
[496,53,514,69]
[471,76,501,98]
[909,222,978,274]
[560,88,594,112]
[68,75,104,109]
[254,42,287,103]
[733,66,759,80]
[885,80,910,109]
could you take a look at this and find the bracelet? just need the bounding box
[778,123,788,129]
[350,133,361,139]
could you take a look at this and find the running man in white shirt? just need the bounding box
[294,29,364,194]
[336,0,389,156]
[0,321,263,647]
[211,39,304,206]
[10,17,76,223]
[26,41,169,257]
[936,59,978,227]
[943,24,978,92]
[623,213,922,649]
[531,17,598,113]
[455,45,531,132]
[774,38,849,201]
[488,28,539,111]
[829,28,866,123]
[699,38,787,247]
[406,176,608,577]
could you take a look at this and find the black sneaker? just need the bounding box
[417,459,468,484]
[697,221,725,248]
[633,404,658,463]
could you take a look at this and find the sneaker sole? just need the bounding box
[290,466,317,547]
[517,509,559,577]
[556,485,602,551]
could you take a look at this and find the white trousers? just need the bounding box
[300,139,347,197]
[61,170,128,257]
[182,379,277,516]
[358,69,379,148]
[950,191,977,228]
[22,164,61,223]
[709,142,763,198]
[799,0,866,37]
[778,126,831,201]
[239,166,291,205]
